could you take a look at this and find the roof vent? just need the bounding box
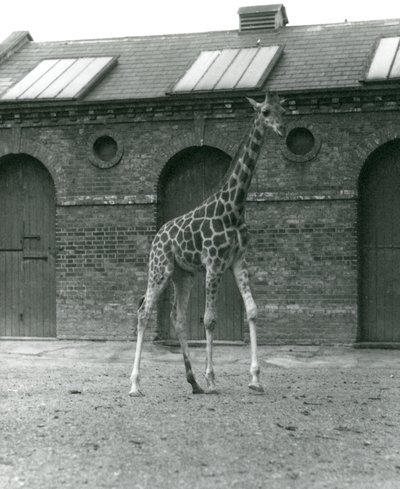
[238,4,288,32]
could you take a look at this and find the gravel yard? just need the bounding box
[1,341,400,489]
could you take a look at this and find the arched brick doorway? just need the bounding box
[158,146,244,341]
[359,139,400,343]
[0,154,56,337]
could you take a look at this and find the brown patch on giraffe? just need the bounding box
[215,200,224,216]
[220,190,229,202]
[212,219,224,233]
[213,257,223,268]
[192,231,202,251]
[251,141,259,152]
[222,214,231,227]
[194,206,206,219]
[217,245,230,259]
[242,150,251,165]
[181,218,191,230]
[205,202,216,218]
[230,213,239,226]
[182,251,196,264]
[230,173,238,184]
[160,232,169,243]
[192,253,202,267]
[236,188,246,205]
[183,227,193,242]
[191,219,202,233]
[186,238,195,252]
[175,217,185,229]
[239,171,248,184]
[214,233,227,247]
[201,220,212,238]
[169,224,179,238]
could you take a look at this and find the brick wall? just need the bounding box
[56,205,154,340]
[1,99,400,343]
[246,200,357,344]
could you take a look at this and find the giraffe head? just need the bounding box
[246,91,286,137]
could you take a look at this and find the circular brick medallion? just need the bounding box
[281,122,321,162]
[89,130,123,169]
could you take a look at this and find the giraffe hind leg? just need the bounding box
[203,270,222,394]
[130,259,174,397]
[170,267,204,395]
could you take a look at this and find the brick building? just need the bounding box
[1,4,400,345]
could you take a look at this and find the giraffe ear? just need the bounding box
[246,97,259,110]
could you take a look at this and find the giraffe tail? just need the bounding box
[138,295,146,310]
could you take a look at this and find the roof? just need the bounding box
[0,18,400,103]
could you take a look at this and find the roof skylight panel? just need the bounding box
[1,59,59,100]
[366,37,400,81]
[236,46,280,88]
[171,45,282,93]
[19,59,76,99]
[173,51,220,92]
[1,56,117,100]
[38,58,94,98]
[215,48,259,90]
[56,57,115,98]
[195,49,239,90]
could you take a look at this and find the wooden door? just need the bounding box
[0,155,56,337]
[359,140,400,342]
[158,146,244,341]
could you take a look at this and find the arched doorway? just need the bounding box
[0,154,56,337]
[359,139,400,343]
[158,146,244,341]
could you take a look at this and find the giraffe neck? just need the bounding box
[220,118,266,210]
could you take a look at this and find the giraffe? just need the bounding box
[129,91,286,396]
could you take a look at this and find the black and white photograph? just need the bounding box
[1,0,400,487]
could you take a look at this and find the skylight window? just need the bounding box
[1,56,117,100]
[171,46,282,93]
[366,37,400,81]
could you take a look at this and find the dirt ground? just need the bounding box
[1,341,400,489]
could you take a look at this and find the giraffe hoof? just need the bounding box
[206,388,218,395]
[192,384,205,395]
[248,382,265,393]
[129,388,144,397]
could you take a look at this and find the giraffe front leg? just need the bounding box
[232,258,264,393]
[203,271,221,394]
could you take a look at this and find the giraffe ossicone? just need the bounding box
[129,91,286,397]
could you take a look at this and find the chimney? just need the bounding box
[238,4,288,32]
[0,31,33,65]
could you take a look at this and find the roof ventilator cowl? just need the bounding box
[238,4,288,32]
